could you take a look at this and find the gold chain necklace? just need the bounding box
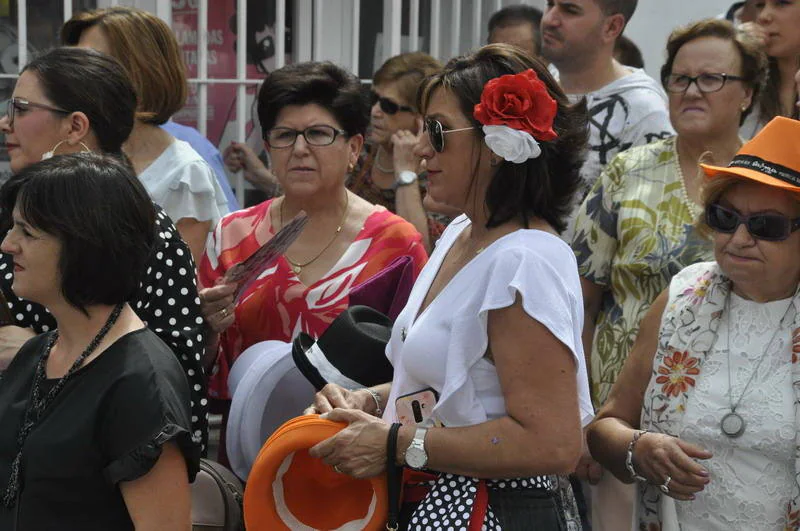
[280,193,350,275]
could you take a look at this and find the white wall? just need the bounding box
[624,0,736,79]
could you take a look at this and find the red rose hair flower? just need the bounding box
[473,69,558,141]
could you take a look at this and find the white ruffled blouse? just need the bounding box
[138,139,229,226]
[383,214,594,429]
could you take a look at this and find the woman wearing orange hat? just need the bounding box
[305,44,594,529]
[586,116,800,530]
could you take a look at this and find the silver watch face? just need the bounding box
[405,445,427,469]
[398,171,417,185]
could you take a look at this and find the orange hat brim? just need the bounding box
[244,415,388,531]
[700,163,800,193]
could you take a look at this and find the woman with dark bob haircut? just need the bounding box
[0,46,209,456]
[198,61,426,469]
[305,44,594,529]
[0,153,199,530]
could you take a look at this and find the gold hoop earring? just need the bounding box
[41,140,92,161]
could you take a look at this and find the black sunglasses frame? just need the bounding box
[423,118,476,153]
[705,203,800,241]
[370,91,413,115]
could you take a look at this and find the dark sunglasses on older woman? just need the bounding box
[370,91,413,115]
[706,203,800,241]
[423,118,476,153]
[1,97,70,127]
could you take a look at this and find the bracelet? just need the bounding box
[364,388,383,417]
[625,430,649,483]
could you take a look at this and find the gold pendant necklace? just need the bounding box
[280,193,350,275]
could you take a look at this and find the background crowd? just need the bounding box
[0,0,798,530]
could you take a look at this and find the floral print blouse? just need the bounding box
[571,136,714,407]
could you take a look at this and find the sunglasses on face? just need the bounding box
[423,118,476,153]
[370,91,414,115]
[1,97,70,127]
[706,203,800,241]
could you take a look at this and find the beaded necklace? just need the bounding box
[672,138,703,219]
[1,303,124,508]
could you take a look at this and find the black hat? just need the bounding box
[292,306,394,391]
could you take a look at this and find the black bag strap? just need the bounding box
[386,422,402,531]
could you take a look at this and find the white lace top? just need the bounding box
[676,292,795,530]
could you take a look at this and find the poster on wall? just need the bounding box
[171,0,292,175]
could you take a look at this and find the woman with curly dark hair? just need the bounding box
[304,43,593,529]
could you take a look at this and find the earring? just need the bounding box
[740,103,748,112]
[41,140,92,161]
[41,140,67,160]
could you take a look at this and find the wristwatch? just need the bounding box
[394,170,418,189]
[404,427,429,469]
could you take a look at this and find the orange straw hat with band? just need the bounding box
[700,116,800,192]
[243,414,388,530]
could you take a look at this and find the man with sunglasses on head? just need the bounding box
[541,0,673,240]
[586,115,800,531]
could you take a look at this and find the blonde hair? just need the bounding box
[372,52,442,110]
[62,7,187,125]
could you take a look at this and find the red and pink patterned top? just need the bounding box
[199,198,427,400]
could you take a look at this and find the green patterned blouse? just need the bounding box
[571,136,714,407]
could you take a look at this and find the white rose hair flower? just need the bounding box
[472,69,558,164]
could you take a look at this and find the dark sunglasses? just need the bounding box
[370,91,413,115]
[423,118,476,153]
[706,203,800,241]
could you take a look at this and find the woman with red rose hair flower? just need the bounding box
[304,43,593,529]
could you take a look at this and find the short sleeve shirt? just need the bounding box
[0,206,209,454]
[0,329,199,531]
[571,137,714,406]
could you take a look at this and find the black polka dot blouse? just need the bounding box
[0,205,209,455]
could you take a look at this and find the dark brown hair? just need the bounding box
[3,153,155,313]
[419,43,588,233]
[22,47,137,155]
[62,7,187,125]
[257,61,369,138]
[660,18,768,125]
[372,52,442,110]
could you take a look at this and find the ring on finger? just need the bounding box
[220,307,229,319]
[333,465,342,474]
[660,475,672,494]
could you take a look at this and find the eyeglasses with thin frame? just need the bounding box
[705,203,800,241]
[423,118,476,153]
[664,73,745,94]
[264,125,348,148]
[370,91,414,115]
[1,97,70,127]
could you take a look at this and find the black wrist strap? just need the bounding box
[386,422,402,531]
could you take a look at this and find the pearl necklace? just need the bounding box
[373,146,394,173]
[672,138,703,219]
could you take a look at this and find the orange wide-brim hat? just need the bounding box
[243,415,388,530]
[700,116,800,193]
